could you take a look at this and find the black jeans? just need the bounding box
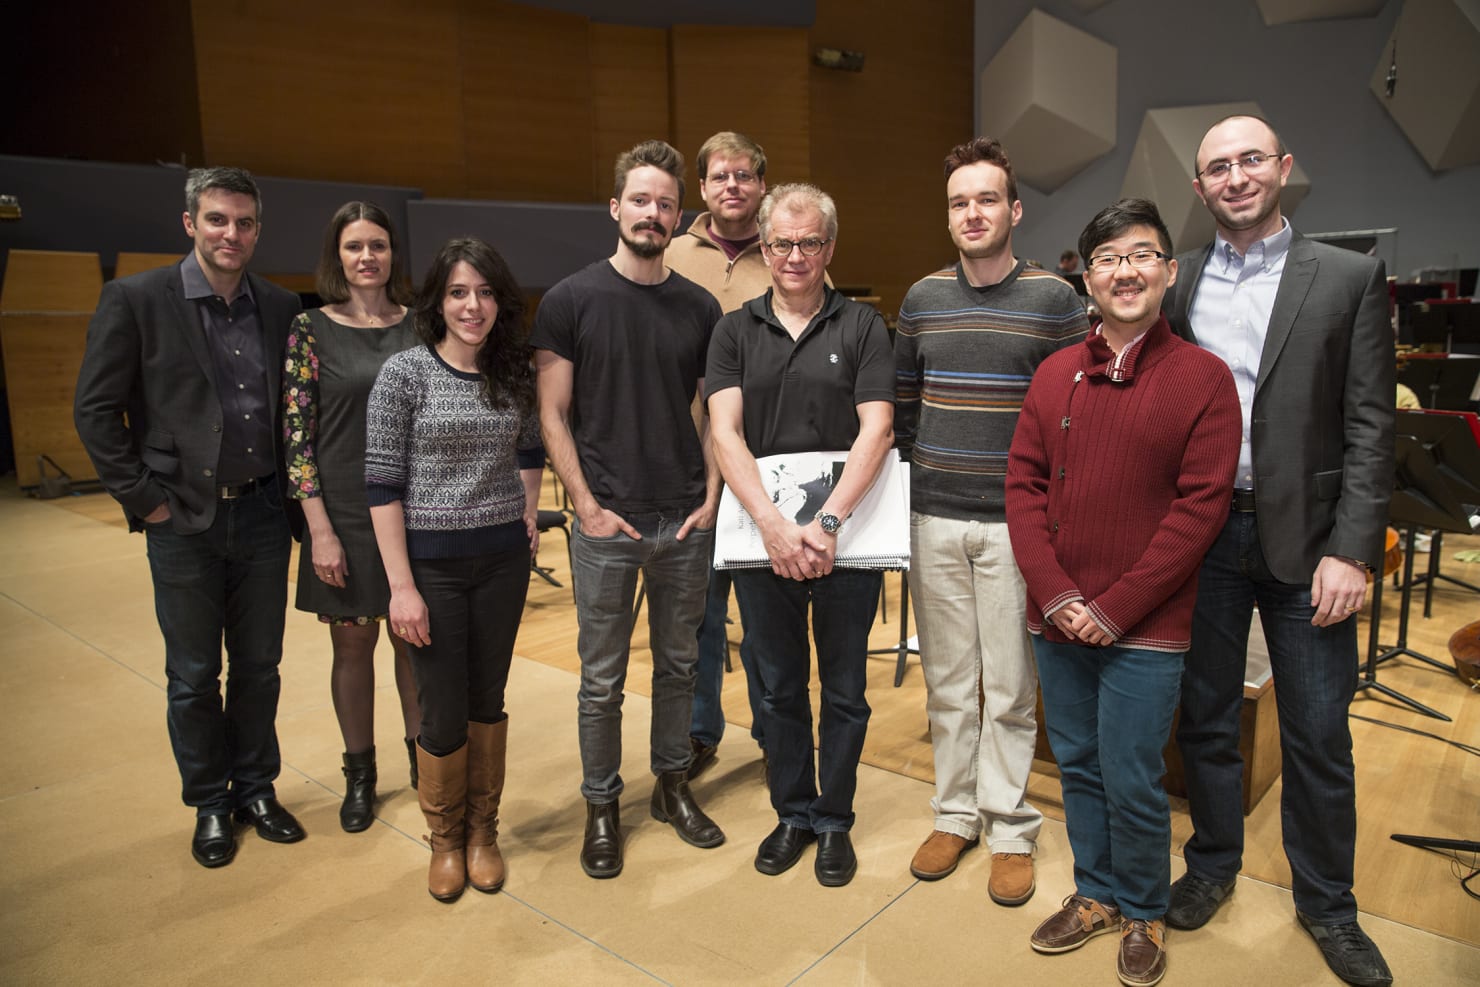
[732,567,881,833]
[408,547,529,755]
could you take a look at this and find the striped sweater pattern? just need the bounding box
[895,261,1089,521]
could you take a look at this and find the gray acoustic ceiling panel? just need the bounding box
[978,10,1117,193]
[1120,101,1311,252]
[1370,0,1480,171]
[1256,0,1387,25]
[1071,0,1116,10]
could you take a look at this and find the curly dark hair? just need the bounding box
[413,237,534,413]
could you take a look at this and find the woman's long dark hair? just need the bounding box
[413,237,534,413]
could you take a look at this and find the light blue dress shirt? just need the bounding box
[1188,218,1293,490]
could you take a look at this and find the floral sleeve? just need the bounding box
[282,312,322,499]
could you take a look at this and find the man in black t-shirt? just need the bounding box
[531,140,726,880]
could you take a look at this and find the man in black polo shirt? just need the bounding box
[74,166,305,868]
[707,183,894,887]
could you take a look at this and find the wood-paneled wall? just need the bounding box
[14,1,974,315]
[809,0,975,315]
[670,26,812,209]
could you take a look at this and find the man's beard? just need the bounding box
[621,222,668,259]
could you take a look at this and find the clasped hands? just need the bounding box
[1047,600,1112,646]
[762,517,835,581]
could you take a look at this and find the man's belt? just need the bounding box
[1231,488,1257,513]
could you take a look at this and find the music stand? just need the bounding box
[867,571,919,687]
[1412,302,1480,355]
[1362,412,1480,719]
[1395,354,1480,411]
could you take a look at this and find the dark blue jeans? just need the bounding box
[732,567,880,834]
[1176,511,1360,922]
[145,486,290,816]
[691,567,766,749]
[1035,639,1183,920]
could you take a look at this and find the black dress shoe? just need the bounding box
[581,800,623,879]
[191,814,236,868]
[755,823,815,876]
[1297,912,1393,987]
[686,738,718,781]
[814,831,857,887]
[234,798,306,844]
[1165,871,1235,929]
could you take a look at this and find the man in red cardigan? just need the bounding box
[1005,199,1240,987]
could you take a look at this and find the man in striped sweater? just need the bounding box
[894,137,1089,903]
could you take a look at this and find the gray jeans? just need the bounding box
[571,513,712,803]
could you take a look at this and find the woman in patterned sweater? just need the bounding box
[366,238,544,902]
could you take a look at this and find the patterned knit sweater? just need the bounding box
[895,260,1089,522]
[1004,318,1241,652]
[365,344,543,559]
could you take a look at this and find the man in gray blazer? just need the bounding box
[74,167,306,868]
[1163,115,1393,987]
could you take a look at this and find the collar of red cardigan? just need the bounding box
[1082,314,1174,384]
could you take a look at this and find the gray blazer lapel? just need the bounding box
[1256,236,1317,394]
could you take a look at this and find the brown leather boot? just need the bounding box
[465,719,507,893]
[416,741,468,903]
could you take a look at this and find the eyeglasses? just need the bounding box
[1196,151,1281,182]
[765,237,832,257]
[705,169,758,186]
[1085,249,1170,274]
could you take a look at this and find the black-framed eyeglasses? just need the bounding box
[765,237,832,257]
[1196,150,1281,182]
[1085,249,1170,274]
[705,169,758,186]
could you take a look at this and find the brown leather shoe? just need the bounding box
[1030,894,1122,953]
[1117,917,1167,986]
[989,851,1035,905]
[909,830,979,880]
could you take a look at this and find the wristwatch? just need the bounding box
[816,512,842,534]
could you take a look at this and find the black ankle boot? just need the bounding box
[340,747,377,833]
[581,800,623,879]
[650,770,725,848]
[405,737,418,790]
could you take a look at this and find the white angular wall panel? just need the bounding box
[1257,0,1387,25]
[1120,102,1311,252]
[1370,0,1480,171]
[978,10,1117,193]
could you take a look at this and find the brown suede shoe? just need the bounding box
[909,830,979,880]
[1030,894,1122,954]
[989,851,1035,905]
[1117,917,1167,987]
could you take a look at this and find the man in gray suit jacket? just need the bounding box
[75,167,306,868]
[1163,116,1393,987]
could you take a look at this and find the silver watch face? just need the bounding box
[818,513,841,533]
